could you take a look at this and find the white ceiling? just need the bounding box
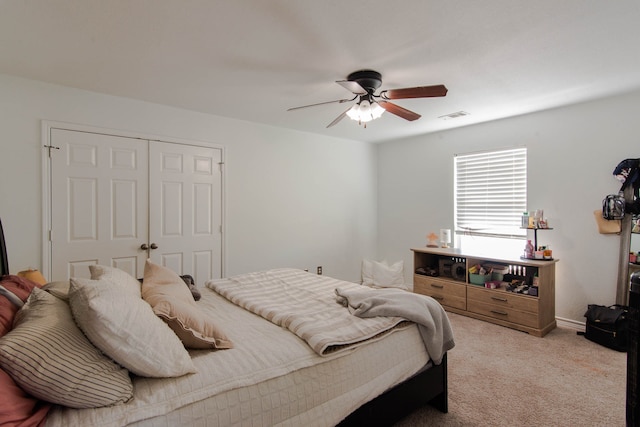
[2,1,640,143]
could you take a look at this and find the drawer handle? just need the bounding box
[432,295,444,300]
[430,284,444,289]
[491,296,508,302]
[490,310,508,316]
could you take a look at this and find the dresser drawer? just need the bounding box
[467,286,538,313]
[414,275,466,310]
[467,299,539,328]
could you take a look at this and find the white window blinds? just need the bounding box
[454,147,527,238]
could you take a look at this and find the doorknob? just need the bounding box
[150,243,158,250]
[140,243,149,250]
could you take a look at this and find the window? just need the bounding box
[454,147,527,240]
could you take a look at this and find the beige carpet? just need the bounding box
[395,312,627,427]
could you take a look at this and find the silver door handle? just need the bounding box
[140,243,149,250]
[150,243,158,250]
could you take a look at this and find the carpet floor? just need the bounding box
[394,312,627,426]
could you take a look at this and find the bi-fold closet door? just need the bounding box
[48,128,223,284]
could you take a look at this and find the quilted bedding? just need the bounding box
[46,279,430,427]
[205,268,409,355]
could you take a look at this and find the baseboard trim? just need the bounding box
[556,316,584,332]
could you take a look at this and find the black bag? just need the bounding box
[583,304,628,352]
[602,193,625,220]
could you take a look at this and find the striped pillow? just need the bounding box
[0,288,133,408]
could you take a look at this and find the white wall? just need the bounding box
[377,89,640,323]
[0,74,377,282]
[4,72,639,323]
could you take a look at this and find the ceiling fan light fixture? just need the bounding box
[288,69,447,129]
[370,102,385,119]
[346,99,385,124]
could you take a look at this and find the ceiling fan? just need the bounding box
[288,70,448,128]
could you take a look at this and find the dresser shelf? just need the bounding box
[412,247,558,337]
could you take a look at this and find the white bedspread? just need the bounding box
[206,268,408,355]
[47,284,429,427]
[334,285,455,364]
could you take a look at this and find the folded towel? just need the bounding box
[335,286,455,365]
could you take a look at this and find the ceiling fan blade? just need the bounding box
[288,96,356,111]
[378,101,421,121]
[326,106,352,128]
[336,80,368,95]
[380,84,448,100]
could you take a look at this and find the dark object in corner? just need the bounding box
[180,275,201,301]
[582,304,628,352]
[415,267,438,277]
[627,273,640,426]
[0,217,8,276]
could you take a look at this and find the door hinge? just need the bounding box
[44,145,60,157]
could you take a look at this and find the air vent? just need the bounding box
[438,111,469,120]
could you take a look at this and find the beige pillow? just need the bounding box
[89,264,141,297]
[69,276,196,377]
[142,260,233,349]
[0,288,133,408]
[41,280,71,300]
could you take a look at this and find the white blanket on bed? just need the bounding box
[335,286,455,364]
[206,268,409,356]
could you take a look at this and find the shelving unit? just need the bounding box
[522,227,553,253]
[412,247,558,337]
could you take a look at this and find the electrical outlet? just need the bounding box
[317,266,322,275]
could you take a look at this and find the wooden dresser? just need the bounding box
[412,247,558,337]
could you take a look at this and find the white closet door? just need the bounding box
[148,141,223,285]
[50,129,149,280]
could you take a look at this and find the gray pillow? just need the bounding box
[0,288,133,408]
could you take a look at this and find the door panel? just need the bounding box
[149,141,223,285]
[50,129,149,281]
[49,129,223,285]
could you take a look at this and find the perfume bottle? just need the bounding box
[524,240,534,259]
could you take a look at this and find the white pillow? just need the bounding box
[69,277,196,378]
[89,264,141,297]
[362,259,387,286]
[363,260,406,289]
[372,260,405,288]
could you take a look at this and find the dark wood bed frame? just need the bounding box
[0,217,448,426]
[339,355,448,426]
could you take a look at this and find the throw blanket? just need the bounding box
[335,286,455,365]
[206,268,408,356]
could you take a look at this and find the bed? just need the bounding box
[0,218,453,427]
